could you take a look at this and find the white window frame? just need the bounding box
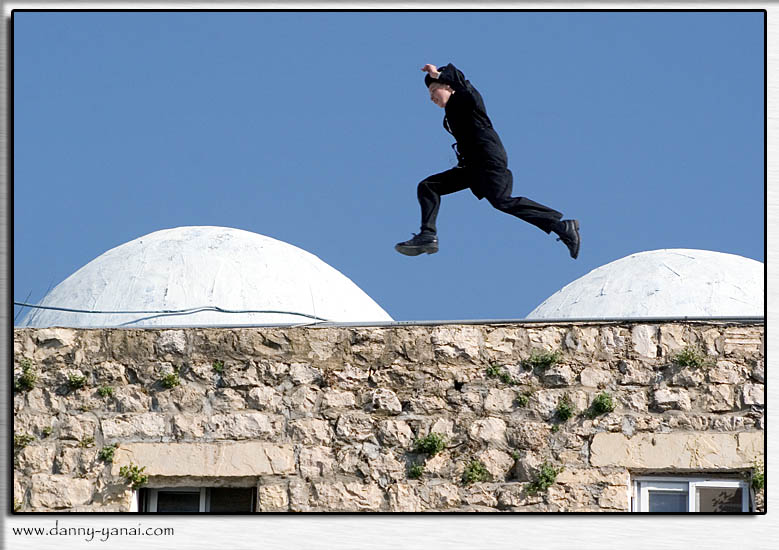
[632,476,751,512]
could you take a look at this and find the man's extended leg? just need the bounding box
[481,168,580,259]
[395,167,470,256]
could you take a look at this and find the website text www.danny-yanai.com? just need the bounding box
[11,519,175,543]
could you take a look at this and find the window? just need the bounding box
[138,487,256,513]
[632,477,751,512]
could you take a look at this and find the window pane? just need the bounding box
[209,488,255,513]
[156,490,201,513]
[696,487,743,513]
[648,491,688,512]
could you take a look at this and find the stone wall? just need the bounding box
[13,321,765,512]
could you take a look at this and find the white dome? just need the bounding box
[526,249,764,320]
[20,226,393,327]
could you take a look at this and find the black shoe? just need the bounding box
[395,232,439,256]
[555,219,580,259]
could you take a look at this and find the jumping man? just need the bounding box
[395,63,581,259]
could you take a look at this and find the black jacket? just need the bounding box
[436,63,508,168]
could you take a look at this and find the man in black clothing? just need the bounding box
[395,63,581,259]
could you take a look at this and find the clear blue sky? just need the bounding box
[13,10,765,324]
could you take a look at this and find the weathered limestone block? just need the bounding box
[53,447,95,476]
[15,413,57,438]
[418,481,461,509]
[101,413,166,442]
[405,395,450,414]
[708,361,743,384]
[107,330,156,363]
[155,330,188,357]
[289,363,323,385]
[288,479,311,512]
[367,451,406,487]
[701,385,736,412]
[525,327,564,351]
[631,325,658,358]
[507,422,551,450]
[16,445,56,475]
[463,483,500,507]
[299,446,336,478]
[429,417,456,440]
[619,389,649,413]
[722,327,762,356]
[29,474,93,509]
[258,484,289,512]
[669,367,705,387]
[284,386,320,414]
[598,485,630,510]
[289,418,334,445]
[92,361,127,384]
[541,364,576,387]
[114,442,295,476]
[476,449,514,480]
[468,417,507,446]
[556,468,628,487]
[699,328,724,355]
[742,383,764,406]
[220,362,263,387]
[423,451,457,477]
[658,324,687,355]
[617,360,653,385]
[388,482,422,512]
[208,413,282,440]
[431,326,482,361]
[207,388,246,412]
[484,327,520,357]
[21,388,61,414]
[580,366,613,388]
[590,432,764,468]
[371,388,402,415]
[112,386,153,413]
[751,360,764,383]
[153,384,206,413]
[378,419,414,448]
[652,388,692,412]
[310,481,386,511]
[484,388,516,413]
[497,483,542,507]
[59,415,98,442]
[321,389,356,409]
[563,326,600,355]
[170,414,208,439]
[246,385,283,412]
[335,412,377,443]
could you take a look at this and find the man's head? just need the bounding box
[428,82,454,108]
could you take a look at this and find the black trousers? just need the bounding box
[417,165,563,235]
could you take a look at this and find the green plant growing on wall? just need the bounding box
[213,360,225,374]
[486,363,515,385]
[14,433,35,449]
[119,463,149,490]
[413,433,447,456]
[408,464,424,480]
[14,358,37,392]
[462,460,490,484]
[587,392,616,418]
[78,436,95,449]
[515,392,532,407]
[527,462,563,495]
[98,385,114,397]
[41,426,53,438]
[523,349,562,370]
[160,370,181,389]
[14,498,23,512]
[99,444,118,463]
[751,460,765,492]
[556,395,575,421]
[672,346,707,368]
[67,373,88,390]
[550,424,560,433]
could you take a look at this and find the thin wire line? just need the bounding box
[12,301,330,322]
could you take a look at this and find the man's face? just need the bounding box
[429,83,453,108]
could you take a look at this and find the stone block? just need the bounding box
[16,445,56,475]
[299,446,336,478]
[652,388,692,412]
[155,330,187,356]
[246,385,283,411]
[431,326,482,360]
[388,483,422,512]
[701,385,736,412]
[207,412,282,440]
[631,325,657,358]
[335,412,376,442]
[113,442,295,476]
[371,388,402,415]
[468,417,506,446]
[378,419,414,448]
[289,363,323,385]
[484,388,516,413]
[29,474,93,509]
[258,484,289,512]
[321,389,356,409]
[742,383,764,407]
[310,481,385,511]
[101,413,166,441]
[580,366,613,388]
[590,432,763,469]
[542,365,576,387]
[289,418,333,445]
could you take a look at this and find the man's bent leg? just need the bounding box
[417,167,471,234]
[483,169,563,234]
